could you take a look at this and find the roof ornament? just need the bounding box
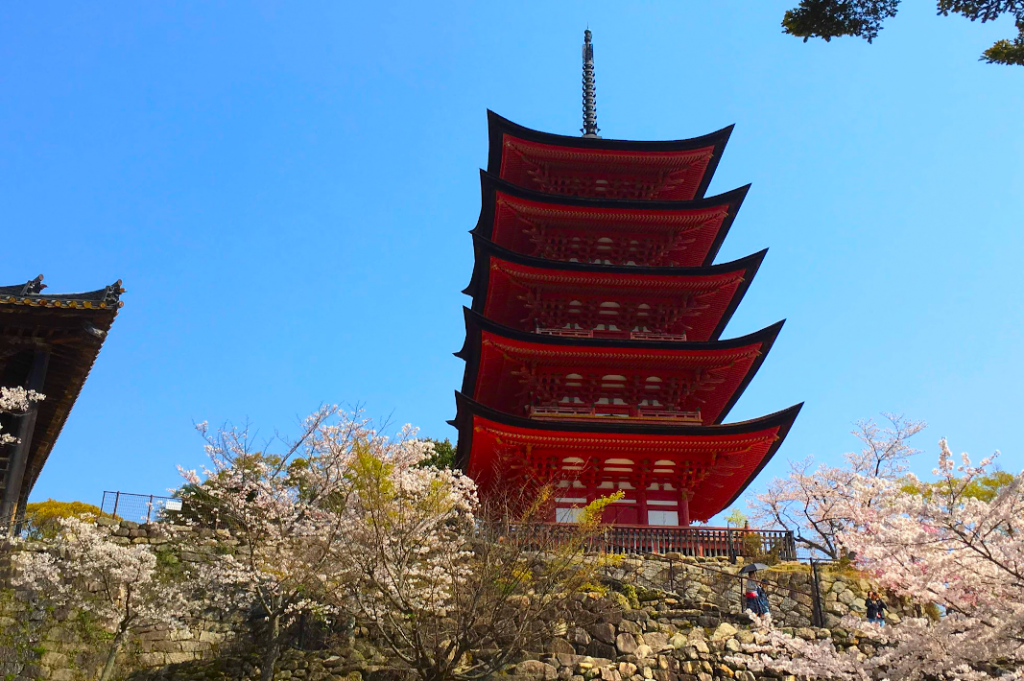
[20,275,46,296]
[581,29,600,138]
[102,279,126,305]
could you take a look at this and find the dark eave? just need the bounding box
[471,171,750,268]
[0,277,124,507]
[486,111,734,200]
[455,308,784,424]
[463,235,766,341]
[449,391,802,509]
[0,276,126,311]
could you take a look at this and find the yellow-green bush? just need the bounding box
[22,499,108,539]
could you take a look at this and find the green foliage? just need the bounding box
[901,470,1015,502]
[724,508,748,527]
[22,499,108,539]
[617,583,640,609]
[164,451,312,528]
[783,0,1024,65]
[419,438,456,469]
[783,0,899,42]
[741,531,788,566]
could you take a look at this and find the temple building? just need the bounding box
[0,275,124,533]
[452,31,800,530]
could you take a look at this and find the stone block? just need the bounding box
[616,633,638,655]
[515,660,559,681]
[584,641,616,660]
[643,632,669,652]
[546,638,576,655]
[617,620,640,635]
[590,622,616,644]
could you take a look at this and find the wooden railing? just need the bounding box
[529,404,702,424]
[509,523,797,562]
[535,328,687,342]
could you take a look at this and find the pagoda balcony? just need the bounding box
[529,404,702,424]
[509,523,797,561]
[535,327,688,342]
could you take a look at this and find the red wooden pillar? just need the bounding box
[679,490,691,527]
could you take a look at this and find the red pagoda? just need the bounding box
[452,31,800,537]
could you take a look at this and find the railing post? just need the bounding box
[810,558,825,627]
[728,529,736,564]
[112,491,121,519]
[669,558,675,592]
[146,495,154,524]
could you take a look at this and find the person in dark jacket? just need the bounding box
[745,580,770,616]
[865,591,888,626]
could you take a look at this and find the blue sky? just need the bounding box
[3,2,1022,519]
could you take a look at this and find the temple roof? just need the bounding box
[464,236,765,342]
[471,172,749,268]
[450,392,802,521]
[0,276,124,507]
[456,308,782,425]
[487,111,733,201]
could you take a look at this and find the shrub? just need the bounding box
[21,499,109,539]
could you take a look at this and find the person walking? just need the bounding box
[745,579,770,616]
[865,590,888,626]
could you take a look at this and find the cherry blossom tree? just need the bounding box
[329,461,622,681]
[1,385,45,533]
[732,440,1024,680]
[11,517,187,681]
[180,407,444,681]
[750,413,925,559]
[181,407,622,681]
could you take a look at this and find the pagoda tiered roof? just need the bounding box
[450,393,802,522]
[487,111,732,201]
[472,173,748,267]
[464,236,764,342]
[456,309,781,427]
[453,85,798,527]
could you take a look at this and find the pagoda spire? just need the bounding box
[581,29,600,138]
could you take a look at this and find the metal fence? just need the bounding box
[100,491,179,524]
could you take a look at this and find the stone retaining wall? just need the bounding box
[0,520,242,681]
[1,523,904,681]
[607,554,912,628]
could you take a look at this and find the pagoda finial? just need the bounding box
[581,29,600,138]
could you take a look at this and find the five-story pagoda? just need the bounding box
[452,31,800,531]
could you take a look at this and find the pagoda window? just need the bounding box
[565,373,583,387]
[561,456,585,472]
[648,510,679,526]
[600,374,627,389]
[645,376,663,391]
[555,507,583,524]
[598,301,621,316]
[597,481,616,490]
[596,237,614,253]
